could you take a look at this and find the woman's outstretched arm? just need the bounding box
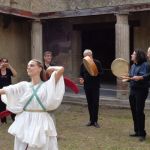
[0,89,6,95]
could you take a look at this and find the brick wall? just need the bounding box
[0,15,31,82]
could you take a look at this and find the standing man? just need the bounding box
[79,49,103,128]
[43,50,56,124]
[43,51,55,70]
[131,47,150,81]
[126,50,150,141]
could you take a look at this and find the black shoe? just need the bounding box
[139,136,146,142]
[93,122,100,128]
[129,133,139,137]
[86,122,93,126]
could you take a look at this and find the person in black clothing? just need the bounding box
[123,50,150,141]
[0,58,17,124]
[79,49,103,128]
[130,47,150,81]
[43,51,56,124]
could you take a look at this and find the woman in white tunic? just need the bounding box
[0,59,65,150]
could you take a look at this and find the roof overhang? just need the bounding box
[0,3,150,20]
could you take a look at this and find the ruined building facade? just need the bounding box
[1,0,150,98]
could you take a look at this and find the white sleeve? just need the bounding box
[1,82,27,113]
[45,71,65,110]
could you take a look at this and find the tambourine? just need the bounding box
[83,56,99,76]
[111,58,129,81]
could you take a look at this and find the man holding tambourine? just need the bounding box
[111,49,150,142]
[79,49,103,128]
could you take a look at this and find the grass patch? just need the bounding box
[1,104,150,150]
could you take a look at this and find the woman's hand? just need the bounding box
[46,67,55,76]
[0,89,6,95]
[120,75,131,82]
[131,76,143,81]
[46,66,64,83]
[4,63,17,77]
[3,63,9,68]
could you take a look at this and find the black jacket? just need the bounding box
[80,59,103,88]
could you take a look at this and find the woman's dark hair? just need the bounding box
[134,49,147,64]
[2,58,8,63]
[32,59,47,81]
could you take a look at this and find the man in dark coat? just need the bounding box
[79,49,103,128]
[126,50,150,142]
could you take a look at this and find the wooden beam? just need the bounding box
[38,6,116,19]
[38,3,150,19]
[0,5,37,19]
[73,20,140,30]
[0,2,150,20]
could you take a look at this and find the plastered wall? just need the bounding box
[0,16,31,83]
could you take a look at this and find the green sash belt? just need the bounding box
[23,82,46,111]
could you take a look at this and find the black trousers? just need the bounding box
[129,88,148,137]
[84,87,100,123]
[0,99,7,123]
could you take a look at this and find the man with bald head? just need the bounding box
[79,49,103,128]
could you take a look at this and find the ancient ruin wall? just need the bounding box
[1,0,150,13]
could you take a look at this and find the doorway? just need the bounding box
[80,23,116,84]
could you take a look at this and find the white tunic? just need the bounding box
[1,71,65,148]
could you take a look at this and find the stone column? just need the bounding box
[71,30,82,79]
[31,19,43,61]
[115,13,130,99]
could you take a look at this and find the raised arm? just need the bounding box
[46,66,64,83]
[8,64,17,77]
[3,62,17,77]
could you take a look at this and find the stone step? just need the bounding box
[63,93,150,109]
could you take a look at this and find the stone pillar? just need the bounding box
[71,30,82,79]
[31,19,43,61]
[115,13,130,99]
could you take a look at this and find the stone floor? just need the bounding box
[64,83,150,109]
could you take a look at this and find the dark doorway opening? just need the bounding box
[80,23,116,84]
